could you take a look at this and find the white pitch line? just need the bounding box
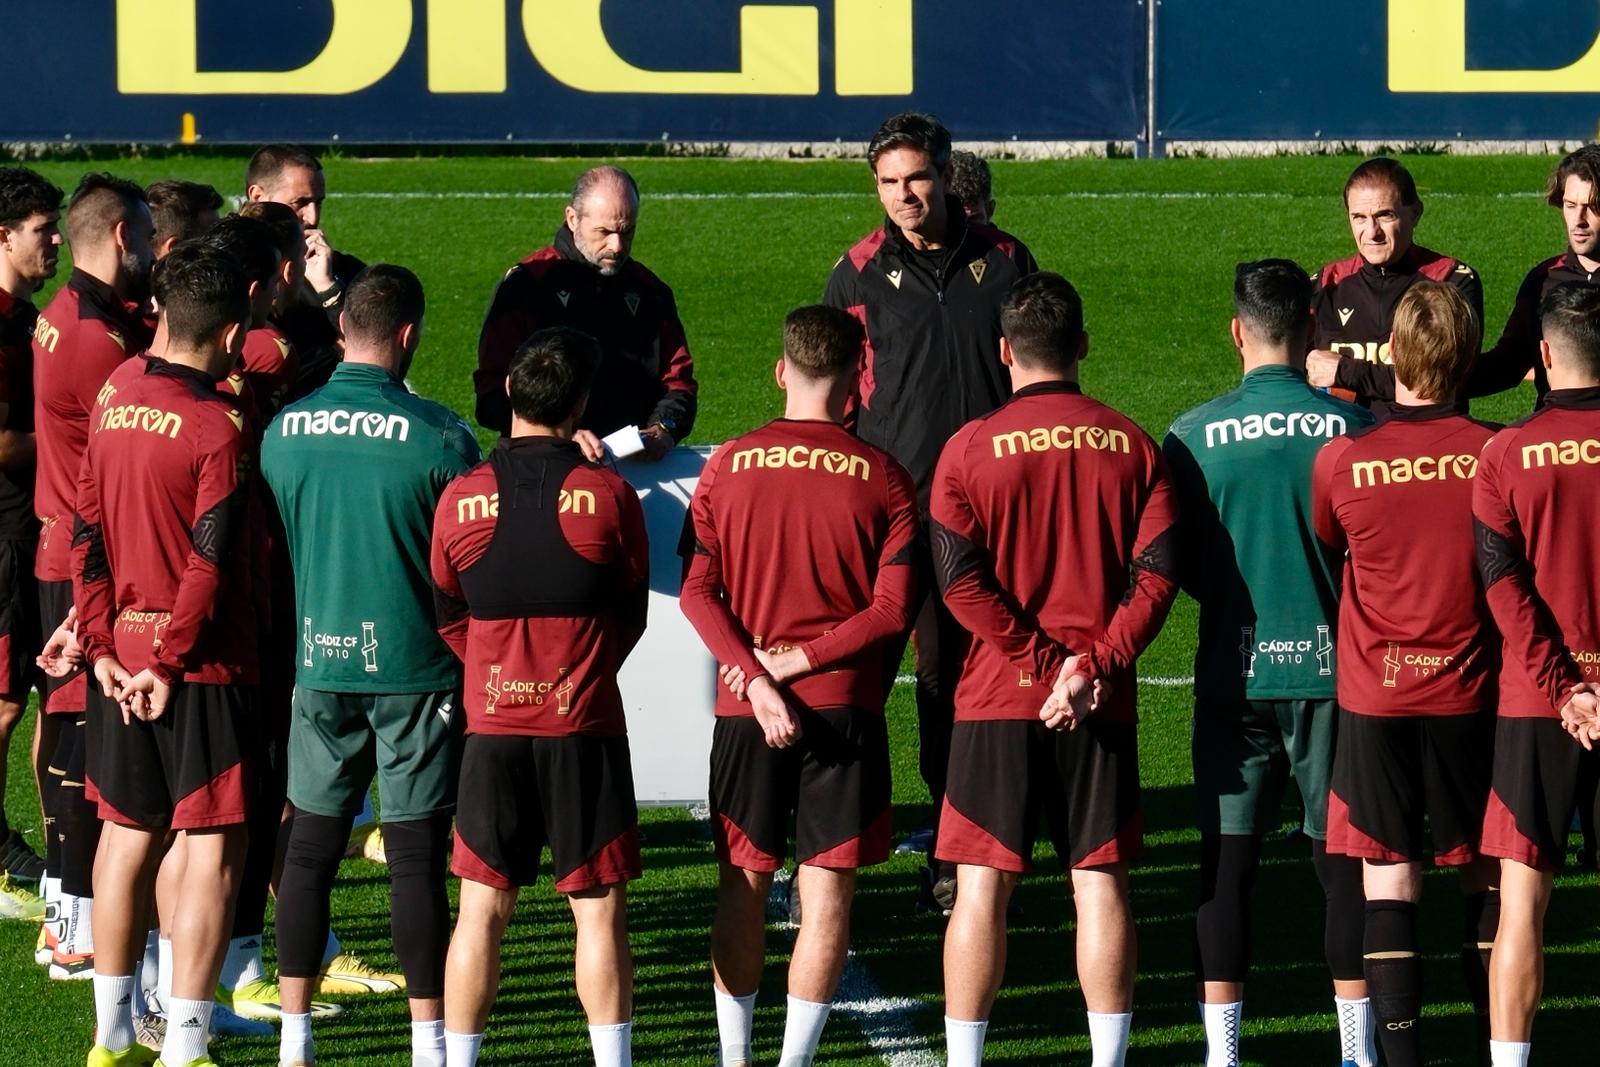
[335,189,1539,203]
[892,673,1192,687]
[764,869,939,1066]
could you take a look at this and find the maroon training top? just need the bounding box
[34,270,152,580]
[929,381,1179,724]
[73,356,258,686]
[1472,387,1600,718]
[1313,404,1499,715]
[432,437,649,737]
[680,418,920,717]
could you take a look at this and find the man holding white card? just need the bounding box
[475,165,698,461]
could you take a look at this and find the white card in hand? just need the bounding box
[602,424,646,459]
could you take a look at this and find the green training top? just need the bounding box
[262,362,481,694]
[1163,365,1374,704]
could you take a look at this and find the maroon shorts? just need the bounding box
[86,682,254,830]
[452,732,640,893]
[936,718,1142,872]
[37,579,84,714]
[709,707,891,873]
[1327,710,1493,866]
[1479,716,1600,872]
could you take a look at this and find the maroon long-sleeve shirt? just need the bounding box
[929,381,1179,724]
[1472,387,1600,718]
[680,418,920,717]
[1313,405,1499,715]
[34,269,152,580]
[432,437,649,737]
[72,356,258,685]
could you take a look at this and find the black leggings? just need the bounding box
[274,806,452,998]
[48,713,101,898]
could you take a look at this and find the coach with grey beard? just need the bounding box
[474,166,697,460]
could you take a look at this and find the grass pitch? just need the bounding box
[2,152,1597,1065]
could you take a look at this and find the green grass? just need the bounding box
[3,153,1598,1065]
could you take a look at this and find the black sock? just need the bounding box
[1364,898,1423,1067]
[1462,889,1499,1067]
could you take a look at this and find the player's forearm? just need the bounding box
[679,557,766,679]
[1484,577,1583,710]
[1083,567,1180,681]
[648,384,696,442]
[1465,324,1536,399]
[941,570,1066,684]
[432,585,470,661]
[153,558,224,681]
[71,516,115,664]
[1333,357,1396,403]
[615,582,648,663]
[799,564,917,671]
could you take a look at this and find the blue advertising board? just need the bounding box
[1157,0,1600,142]
[1,0,1147,144]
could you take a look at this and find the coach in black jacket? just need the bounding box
[823,112,1038,907]
[475,165,697,459]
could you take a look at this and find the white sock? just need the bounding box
[1200,1001,1242,1067]
[92,973,136,1052]
[444,1029,483,1067]
[588,1021,632,1067]
[163,996,213,1067]
[219,933,266,990]
[135,929,159,1016]
[778,995,832,1065]
[41,876,61,940]
[714,987,757,1064]
[1489,1040,1531,1067]
[1086,1010,1132,1067]
[322,926,343,966]
[280,1011,313,1066]
[1335,995,1376,1067]
[156,937,174,1018]
[412,1019,446,1067]
[61,890,94,953]
[945,1016,988,1067]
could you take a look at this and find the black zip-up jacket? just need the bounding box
[475,226,697,441]
[1466,250,1600,409]
[1312,245,1483,419]
[823,197,1038,506]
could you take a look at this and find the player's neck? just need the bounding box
[1009,366,1078,391]
[163,343,227,380]
[1574,248,1600,274]
[901,204,950,252]
[0,257,36,301]
[1238,347,1295,376]
[1392,378,1442,407]
[509,414,572,441]
[342,346,403,378]
[72,247,126,298]
[1547,366,1600,391]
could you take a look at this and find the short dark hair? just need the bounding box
[868,111,953,174]
[783,305,864,381]
[151,240,249,348]
[509,327,601,428]
[245,144,322,192]
[1539,282,1600,377]
[570,165,639,213]
[236,200,305,264]
[342,264,425,345]
[0,167,63,230]
[948,150,992,211]
[1344,157,1420,208]
[201,215,280,286]
[1233,259,1312,346]
[66,173,146,250]
[145,180,222,247]
[1545,143,1600,210]
[1000,272,1084,371]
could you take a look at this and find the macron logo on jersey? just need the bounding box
[455,489,596,523]
[1521,438,1600,468]
[728,444,872,481]
[279,409,411,441]
[99,403,182,439]
[1203,411,1346,448]
[991,424,1131,458]
[1352,453,1478,487]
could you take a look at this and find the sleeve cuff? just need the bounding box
[149,659,180,686]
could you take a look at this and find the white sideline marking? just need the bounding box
[336,189,1534,203]
[892,673,1193,688]
[764,869,939,1066]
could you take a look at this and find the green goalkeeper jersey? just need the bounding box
[1163,365,1373,704]
[261,362,481,693]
